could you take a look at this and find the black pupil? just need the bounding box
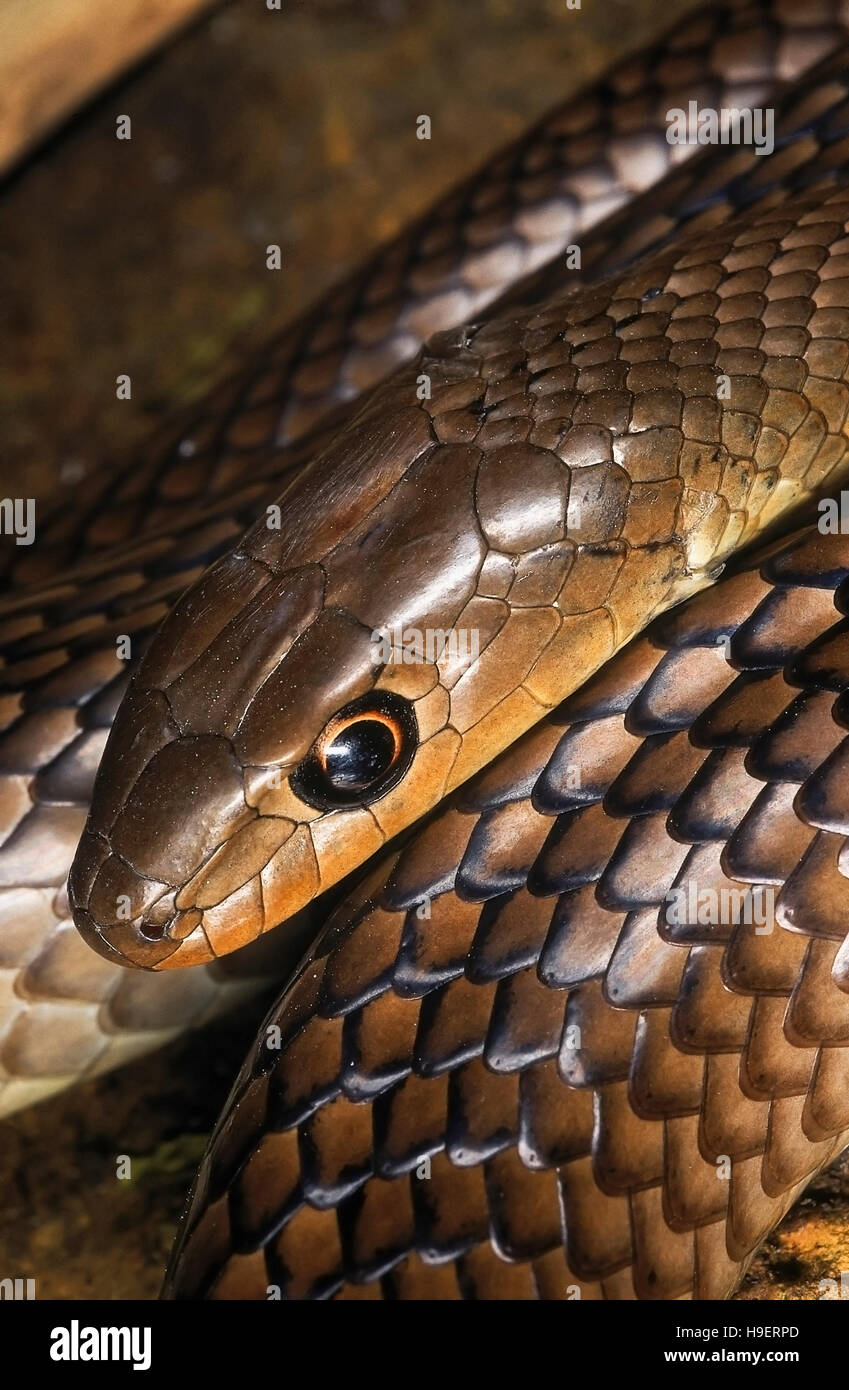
[291,691,418,811]
[324,720,396,791]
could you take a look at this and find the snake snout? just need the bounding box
[69,728,262,967]
[68,829,183,967]
[70,810,323,970]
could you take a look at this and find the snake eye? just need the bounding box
[291,691,418,811]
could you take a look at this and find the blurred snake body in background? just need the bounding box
[7,0,849,1298]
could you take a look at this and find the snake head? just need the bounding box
[71,274,739,970]
[69,375,518,969]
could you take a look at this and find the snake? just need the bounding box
[9,0,842,1122]
[7,0,849,1299]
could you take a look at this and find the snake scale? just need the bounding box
[8,0,849,1300]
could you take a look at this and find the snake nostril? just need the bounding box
[138,889,180,941]
[139,917,167,942]
[140,904,202,944]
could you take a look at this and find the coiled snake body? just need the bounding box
[8,0,849,1299]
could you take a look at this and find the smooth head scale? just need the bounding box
[70,192,849,968]
[69,358,490,969]
[70,311,600,970]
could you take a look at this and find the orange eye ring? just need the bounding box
[315,708,404,775]
[291,691,418,811]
